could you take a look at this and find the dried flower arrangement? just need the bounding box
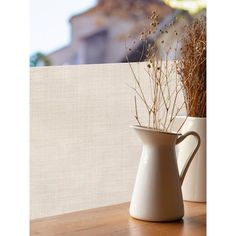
[126,11,187,133]
[177,17,206,117]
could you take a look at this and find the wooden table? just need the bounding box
[31,201,206,236]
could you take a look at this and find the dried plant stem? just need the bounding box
[134,96,142,126]
[176,114,188,133]
[126,10,188,132]
[178,17,206,117]
[126,57,151,114]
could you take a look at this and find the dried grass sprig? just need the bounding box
[126,11,187,132]
[177,17,206,117]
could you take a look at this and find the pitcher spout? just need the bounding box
[130,125,180,147]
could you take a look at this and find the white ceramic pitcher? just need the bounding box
[129,125,201,222]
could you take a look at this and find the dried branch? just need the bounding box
[126,10,188,132]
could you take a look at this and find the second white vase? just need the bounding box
[173,116,206,203]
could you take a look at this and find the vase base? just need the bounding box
[129,213,184,222]
[183,199,206,203]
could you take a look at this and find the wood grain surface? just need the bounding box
[31,201,206,236]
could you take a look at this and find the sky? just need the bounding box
[30,0,97,55]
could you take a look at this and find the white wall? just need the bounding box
[30,62,185,219]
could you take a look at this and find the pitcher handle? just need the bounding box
[176,131,201,186]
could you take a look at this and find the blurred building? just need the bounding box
[47,0,190,65]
